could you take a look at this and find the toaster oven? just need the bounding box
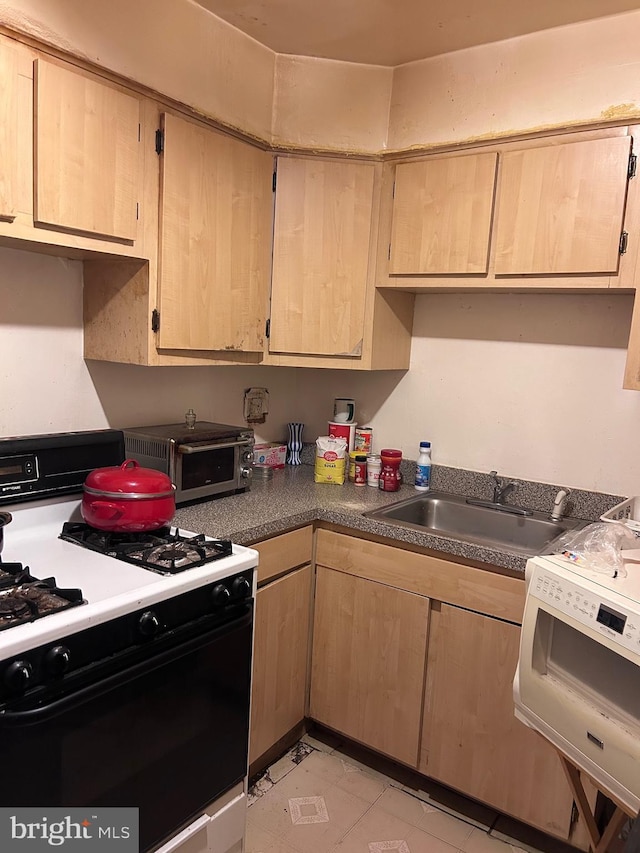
[123,421,254,505]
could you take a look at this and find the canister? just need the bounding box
[354,427,373,455]
[366,454,381,488]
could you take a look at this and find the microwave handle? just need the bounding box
[177,441,250,454]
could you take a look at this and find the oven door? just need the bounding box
[175,441,251,503]
[0,605,253,853]
[514,585,640,814]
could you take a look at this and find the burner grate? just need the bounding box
[0,562,84,630]
[59,523,233,575]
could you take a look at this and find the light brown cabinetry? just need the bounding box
[310,566,429,766]
[265,155,414,370]
[156,112,273,353]
[379,127,639,291]
[389,152,498,275]
[0,35,149,258]
[249,528,313,768]
[312,529,589,848]
[422,603,574,839]
[34,58,140,242]
[0,39,18,222]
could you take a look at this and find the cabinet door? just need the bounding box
[494,135,632,275]
[0,40,18,222]
[269,156,375,357]
[34,58,140,241]
[249,566,312,765]
[423,604,574,839]
[157,112,272,353]
[390,152,497,274]
[310,566,429,767]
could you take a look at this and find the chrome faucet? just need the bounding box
[491,470,515,505]
[466,470,533,516]
[550,488,571,522]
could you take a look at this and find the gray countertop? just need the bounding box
[173,464,620,574]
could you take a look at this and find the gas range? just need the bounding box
[0,429,257,853]
[0,493,256,658]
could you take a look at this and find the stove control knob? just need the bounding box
[232,576,252,600]
[241,466,253,480]
[45,646,71,677]
[211,583,231,608]
[5,660,33,692]
[138,611,160,639]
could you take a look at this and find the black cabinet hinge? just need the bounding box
[620,231,629,255]
[138,123,142,143]
[388,243,391,260]
[136,202,139,221]
[155,129,164,155]
[272,170,277,192]
[151,309,160,333]
[265,318,271,339]
[629,153,637,179]
[392,179,396,199]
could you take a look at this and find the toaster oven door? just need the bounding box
[175,441,250,503]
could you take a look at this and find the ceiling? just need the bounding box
[193,0,640,67]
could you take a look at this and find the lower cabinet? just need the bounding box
[422,603,575,840]
[249,528,313,767]
[310,565,429,767]
[310,529,591,849]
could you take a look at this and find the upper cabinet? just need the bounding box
[494,136,631,275]
[0,36,149,259]
[155,112,272,353]
[265,155,414,369]
[34,58,140,242]
[389,152,497,275]
[269,156,374,357]
[378,128,640,291]
[0,40,18,222]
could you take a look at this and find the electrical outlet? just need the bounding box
[244,387,269,424]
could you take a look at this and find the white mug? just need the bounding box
[333,398,355,423]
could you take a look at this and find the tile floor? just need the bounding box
[247,732,553,853]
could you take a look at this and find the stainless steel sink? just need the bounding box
[363,491,586,556]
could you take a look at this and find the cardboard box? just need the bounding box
[253,443,287,468]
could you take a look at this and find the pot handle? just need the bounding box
[120,459,140,471]
[88,501,124,521]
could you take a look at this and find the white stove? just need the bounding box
[1,493,257,659]
[0,429,257,853]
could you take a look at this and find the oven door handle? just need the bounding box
[177,441,248,454]
[0,607,252,727]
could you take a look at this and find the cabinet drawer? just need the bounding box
[316,528,524,622]
[254,526,313,584]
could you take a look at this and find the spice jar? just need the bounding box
[366,454,381,488]
[354,455,367,485]
[378,449,402,492]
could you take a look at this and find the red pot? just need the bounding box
[82,459,176,532]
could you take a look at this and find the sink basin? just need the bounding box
[363,491,586,556]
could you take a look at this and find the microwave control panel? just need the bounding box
[530,569,640,657]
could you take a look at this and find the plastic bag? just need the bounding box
[554,522,636,577]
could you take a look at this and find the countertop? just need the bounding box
[173,464,621,574]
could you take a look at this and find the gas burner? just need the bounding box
[0,563,84,630]
[60,523,234,575]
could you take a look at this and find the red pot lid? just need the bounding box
[84,460,173,495]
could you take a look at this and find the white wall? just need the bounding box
[4,246,639,495]
[0,246,362,444]
[350,294,640,495]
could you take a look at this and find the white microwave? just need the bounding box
[514,554,640,814]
